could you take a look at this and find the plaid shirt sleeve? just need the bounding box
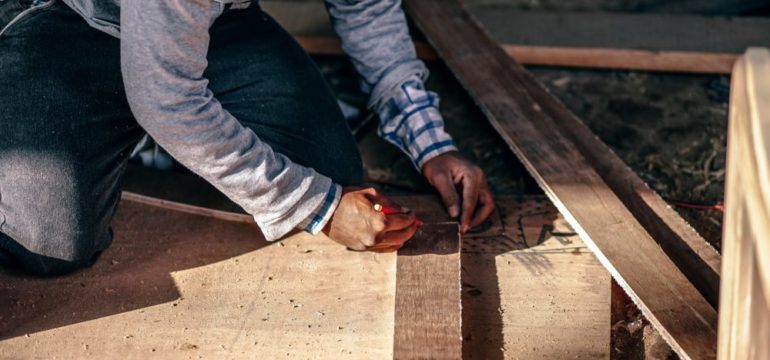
[296,183,342,235]
[375,76,458,169]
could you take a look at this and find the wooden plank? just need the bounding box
[469,8,770,54]
[485,54,723,310]
[392,223,462,359]
[261,1,745,73]
[718,48,770,360]
[121,191,253,224]
[294,34,736,74]
[497,46,735,74]
[262,1,770,54]
[507,49,724,308]
[461,197,611,359]
[394,195,611,359]
[401,1,718,359]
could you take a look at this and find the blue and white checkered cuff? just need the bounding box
[296,183,342,235]
[376,77,457,169]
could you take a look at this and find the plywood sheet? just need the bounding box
[0,196,610,359]
[0,201,397,359]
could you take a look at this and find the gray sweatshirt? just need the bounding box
[61,0,457,241]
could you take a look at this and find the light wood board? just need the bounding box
[0,200,398,359]
[393,223,462,359]
[0,196,610,359]
[401,1,717,358]
[461,198,611,359]
[717,48,770,360]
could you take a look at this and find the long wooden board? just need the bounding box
[293,35,736,74]
[469,7,770,54]
[401,1,718,358]
[259,0,752,73]
[718,48,770,360]
[392,223,462,359]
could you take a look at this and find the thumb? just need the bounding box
[432,172,460,218]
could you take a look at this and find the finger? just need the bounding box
[383,213,416,232]
[433,172,460,218]
[359,187,379,199]
[471,188,496,227]
[375,222,419,248]
[368,245,402,253]
[346,243,367,252]
[460,173,480,233]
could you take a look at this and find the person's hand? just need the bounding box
[323,187,418,252]
[421,151,495,233]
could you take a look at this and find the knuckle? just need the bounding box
[371,218,386,233]
[360,234,376,247]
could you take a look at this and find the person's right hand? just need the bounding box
[322,187,418,253]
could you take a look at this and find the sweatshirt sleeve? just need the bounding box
[120,0,338,241]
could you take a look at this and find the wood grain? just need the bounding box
[393,223,462,360]
[262,0,744,73]
[0,201,398,359]
[461,198,611,359]
[294,34,736,74]
[0,195,610,359]
[121,191,253,224]
[718,48,770,360]
[401,1,717,359]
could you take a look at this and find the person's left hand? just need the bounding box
[421,151,495,233]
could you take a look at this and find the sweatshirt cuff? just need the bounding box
[296,183,342,235]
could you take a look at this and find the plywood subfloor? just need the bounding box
[0,200,396,359]
[0,196,610,359]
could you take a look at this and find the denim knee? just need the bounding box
[0,220,111,276]
[21,251,101,276]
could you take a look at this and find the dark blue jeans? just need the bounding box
[0,1,363,275]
